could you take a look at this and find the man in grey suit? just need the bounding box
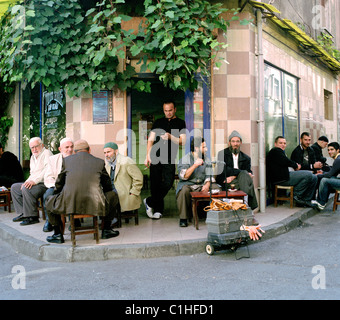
[45,139,119,243]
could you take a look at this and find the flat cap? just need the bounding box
[74,139,89,151]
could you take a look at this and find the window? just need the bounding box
[264,64,299,156]
[324,89,333,120]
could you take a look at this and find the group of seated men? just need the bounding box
[10,137,143,244]
[267,132,340,210]
[2,130,339,244]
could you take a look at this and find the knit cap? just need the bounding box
[228,130,242,141]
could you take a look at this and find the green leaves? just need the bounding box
[0,0,248,96]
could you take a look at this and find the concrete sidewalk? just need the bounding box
[0,202,321,262]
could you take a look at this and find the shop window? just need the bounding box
[264,63,299,156]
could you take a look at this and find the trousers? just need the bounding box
[279,170,318,201]
[225,170,258,210]
[11,182,47,218]
[317,177,340,205]
[146,163,175,214]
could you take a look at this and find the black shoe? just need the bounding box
[46,234,65,244]
[20,217,39,226]
[179,219,188,227]
[13,214,25,222]
[101,229,119,239]
[43,221,53,232]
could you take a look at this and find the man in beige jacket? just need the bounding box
[104,142,143,219]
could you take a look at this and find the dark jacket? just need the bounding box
[266,147,298,185]
[290,145,317,171]
[46,152,112,216]
[216,148,252,187]
[310,142,327,164]
[0,151,24,187]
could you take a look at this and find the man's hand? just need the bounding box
[313,161,322,169]
[144,155,151,168]
[201,182,210,193]
[226,176,236,184]
[22,180,36,190]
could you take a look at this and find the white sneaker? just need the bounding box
[152,212,162,219]
[312,200,325,211]
[143,198,154,218]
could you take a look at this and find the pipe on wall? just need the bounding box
[256,9,266,213]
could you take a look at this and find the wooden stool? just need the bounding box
[332,190,340,211]
[0,190,11,212]
[118,208,139,228]
[274,185,294,208]
[36,196,46,220]
[62,214,99,247]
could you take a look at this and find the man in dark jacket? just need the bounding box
[0,143,24,188]
[216,130,258,210]
[310,136,330,172]
[45,139,119,243]
[266,136,318,207]
[290,132,322,172]
[314,142,340,210]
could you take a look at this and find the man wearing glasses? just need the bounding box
[11,137,53,226]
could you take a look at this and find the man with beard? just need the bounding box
[216,130,258,210]
[291,132,323,173]
[176,137,221,227]
[103,142,143,223]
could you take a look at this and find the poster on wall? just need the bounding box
[93,90,113,124]
[43,89,65,153]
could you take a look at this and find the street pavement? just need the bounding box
[0,209,339,301]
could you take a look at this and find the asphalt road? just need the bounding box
[0,210,339,302]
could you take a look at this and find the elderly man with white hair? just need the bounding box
[11,137,53,226]
[42,137,74,232]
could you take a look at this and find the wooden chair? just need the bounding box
[118,207,139,228]
[274,185,294,208]
[36,196,46,220]
[0,190,11,212]
[333,190,340,211]
[61,214,99,247]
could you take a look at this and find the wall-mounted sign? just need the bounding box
[93,90,113,124]
[43,89,65,153]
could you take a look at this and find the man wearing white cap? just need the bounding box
[42,138,74,232]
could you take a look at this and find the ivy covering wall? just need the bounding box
[0,0,249,97]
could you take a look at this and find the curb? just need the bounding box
[0,206,319,262]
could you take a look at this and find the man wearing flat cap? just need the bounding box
[310,136,330,172]
[216,130,258,210]
[103,142,143,219]
[45,139,119,243]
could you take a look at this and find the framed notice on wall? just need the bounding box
[92,90,113,124]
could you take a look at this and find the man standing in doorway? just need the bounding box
[144,101,186,219]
